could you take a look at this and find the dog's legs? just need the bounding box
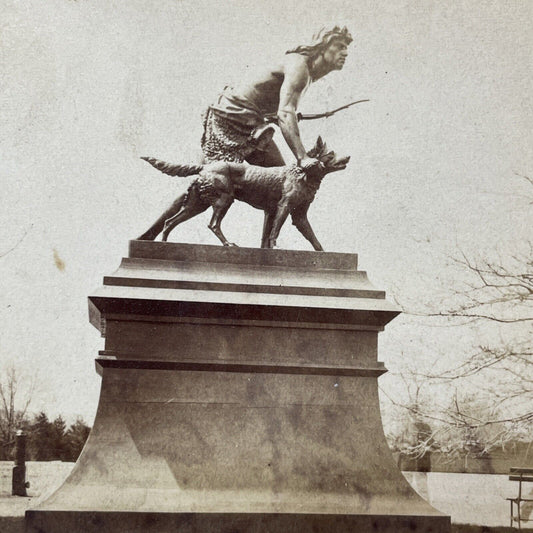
[208,194,236,246]
[268,202,291,248]
[137,193,186,240]
[260,212,275,248]
[161,191,209,241]
[291,211,324,251]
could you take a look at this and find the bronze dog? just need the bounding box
[137,137,350,250]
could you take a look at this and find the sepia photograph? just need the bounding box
[1,1,532,531]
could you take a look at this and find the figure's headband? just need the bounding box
[286,25,353,56]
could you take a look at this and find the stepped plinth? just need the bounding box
[26,241,450,532]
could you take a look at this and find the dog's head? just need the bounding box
[307,136,350,175]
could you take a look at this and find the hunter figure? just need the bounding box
[201,25,352,169]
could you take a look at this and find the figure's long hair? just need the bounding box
[286,25,353,59]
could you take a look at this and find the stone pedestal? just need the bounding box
[26,241,450,532]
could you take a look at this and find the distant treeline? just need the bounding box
[0,412,91,462]
[396,441,533,474]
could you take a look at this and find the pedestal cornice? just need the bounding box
[89,241,400,334]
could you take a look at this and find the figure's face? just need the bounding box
[322,39,349,70]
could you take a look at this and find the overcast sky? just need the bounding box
[1,0,532,424]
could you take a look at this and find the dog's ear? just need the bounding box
[307,136,324,158]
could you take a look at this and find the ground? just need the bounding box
[0,462,532,532]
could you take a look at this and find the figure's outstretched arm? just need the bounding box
[277,56,317,168]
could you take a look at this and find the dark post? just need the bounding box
[12,430,30,496]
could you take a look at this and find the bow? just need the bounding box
[265,99,369,124]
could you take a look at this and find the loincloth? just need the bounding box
[201,87,268,163]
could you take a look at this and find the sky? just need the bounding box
[1,0,532,424]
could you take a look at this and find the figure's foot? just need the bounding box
[223,242,239,247]
[136,231,157,241]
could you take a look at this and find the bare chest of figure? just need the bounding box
[235,64,285,114]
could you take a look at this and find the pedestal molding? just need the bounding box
[129,240,359,270]
[103,275,385,299]
[95,355,388,377]
[101,313,384,331]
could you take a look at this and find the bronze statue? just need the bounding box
[201,25,353,169]
[138,137,349,250]
[137,26,357,249]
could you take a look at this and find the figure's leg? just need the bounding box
[291,211,324,251]
[246,140,285,167]
[161,187,209,241]
[137,194,186,240]
[268,202,291,248]
[161,202,209,241]
[261,212,275,248]
[208,194,236,246]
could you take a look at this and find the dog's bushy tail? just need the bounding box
[141,157,203,177]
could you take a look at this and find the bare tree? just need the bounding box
[0,365,35,460]
[385,174,533,458]
[381,372,436,470]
